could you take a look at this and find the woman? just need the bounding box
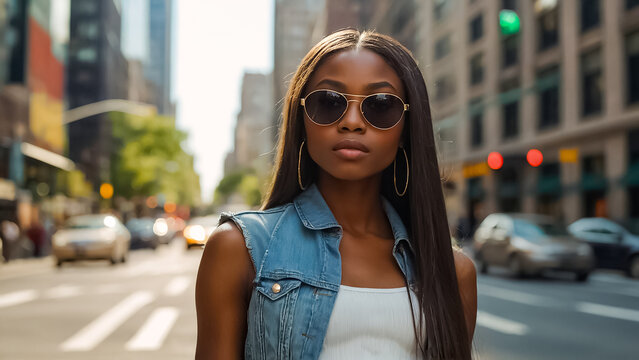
[196,29,477,359]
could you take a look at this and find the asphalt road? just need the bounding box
[1,241,638,359]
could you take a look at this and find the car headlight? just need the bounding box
[53,235,67,247]
[184,225,206,242]
[577,243,592,256]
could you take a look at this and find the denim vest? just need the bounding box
[219,184,416,360]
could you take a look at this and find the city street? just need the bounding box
[0,239,201,360]
[1,241,638,359]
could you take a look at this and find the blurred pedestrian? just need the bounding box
[1,220,20,261]
[196,30,476,359]
[26,220,46,257]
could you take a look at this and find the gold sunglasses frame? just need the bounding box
[300,89,410,130]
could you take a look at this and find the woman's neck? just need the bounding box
[316,173,390,239]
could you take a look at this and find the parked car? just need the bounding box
[567,217,639,278]
[183,215,219,249]
[52,214,131,267]
[473,213,594,281]
[126,217,159,250]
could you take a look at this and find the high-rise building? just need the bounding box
[146,0,173,115]
[416,0,639,227]
[67,0,129,189]
[225,72,274,178]
[273,0,324,117]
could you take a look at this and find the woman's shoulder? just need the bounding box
[452,248,476,281]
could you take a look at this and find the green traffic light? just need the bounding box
[499,10,520,36]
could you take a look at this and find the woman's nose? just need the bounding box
[337,100,367,132]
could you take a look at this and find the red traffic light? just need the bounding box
[527,149,543,167]
[487,152,504,170]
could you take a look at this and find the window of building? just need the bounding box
[581,0,600,32]
[627,31,639,105]
[502,34,519,68]
[434,0,452,22]
[469,99,483,147]
[435,34,451,60]
[627,0,639,10]
[537,5,559,51]
[537,66,560,129]
[435,74,456,101]
[73,0,98,15]
[502,0,517,10]
[470,53,483,85]
[581,49,603,116]
[76,21,99,40]
[74,47,97,63]
[501,79,520,139]
[470,15,483,43]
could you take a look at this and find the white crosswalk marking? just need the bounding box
[60,291,155,351]
[45,285,83,299]
[476,311,529,335]
[125,307,179,351]
[478,284,557,307]
[0,289,38,308]
[163,276,191,296]
[577,302,639,323]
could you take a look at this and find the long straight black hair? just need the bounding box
[262,29,471,359]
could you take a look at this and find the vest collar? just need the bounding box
[293,183,412,252]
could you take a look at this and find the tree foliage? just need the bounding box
[110,112,201,206]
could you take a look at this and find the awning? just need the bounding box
[536,175,562,195]
[622,163,639,187]
[21,142,75,171]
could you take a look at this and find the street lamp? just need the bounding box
[63,99,156,125]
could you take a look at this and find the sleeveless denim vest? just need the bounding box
[219,183,417,360]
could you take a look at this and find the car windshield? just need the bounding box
[126,219,153,230]
[624,220,639,236]
[514,219,568,240]
[65,216,114,229]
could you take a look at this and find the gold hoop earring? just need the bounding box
[298,140,306,190]
[394,147,409,197]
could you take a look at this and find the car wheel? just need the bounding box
[575,272,590,282]
[509,255,525,278]
[629,256,639,279]
[110,254,118,265]
[475,252,489,274]
[55,259,63,268]
[121,252,128,263]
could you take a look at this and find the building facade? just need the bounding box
[415,0,639,229]
[66,0,129,190]
[146,0,173,116]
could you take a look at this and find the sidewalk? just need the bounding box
[0,255,54,281]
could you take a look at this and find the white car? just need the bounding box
[52,214,131,267]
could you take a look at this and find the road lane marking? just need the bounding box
[0,290,38,308]
[125,307,179,351]
[60,291,155,351]
[476,311,529,335]
[478,284,557,307]
[163,276,191,296]
[577,302,639,323]
[95,283,125,295]
[45,285,83,299]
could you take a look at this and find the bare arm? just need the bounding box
[195,221,255,359]
[453,249,478,342]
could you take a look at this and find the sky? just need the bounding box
[122,0,274,203]
[174,0,274,203]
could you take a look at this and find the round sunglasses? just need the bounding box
[300,89,409,130]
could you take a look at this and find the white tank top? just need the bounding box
[318,285,422,359]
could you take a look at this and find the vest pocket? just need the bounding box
[248,277,303,360]
[255,278,302,301]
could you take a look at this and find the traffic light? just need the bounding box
[527,149,543,167]
[499,10,520,36]
[487,152,504,170]
[100,183,114,199]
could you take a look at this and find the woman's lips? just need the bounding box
[334,148,367,160]
[332,139,370,160]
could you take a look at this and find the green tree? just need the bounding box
[110,112,201,207]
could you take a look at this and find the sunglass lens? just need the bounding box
[304,90,347,125]
[362,94,405,129]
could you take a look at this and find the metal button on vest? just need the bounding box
[272,283,281,294]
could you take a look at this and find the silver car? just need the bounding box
[473,214,594,281]
[52,215,131,267]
